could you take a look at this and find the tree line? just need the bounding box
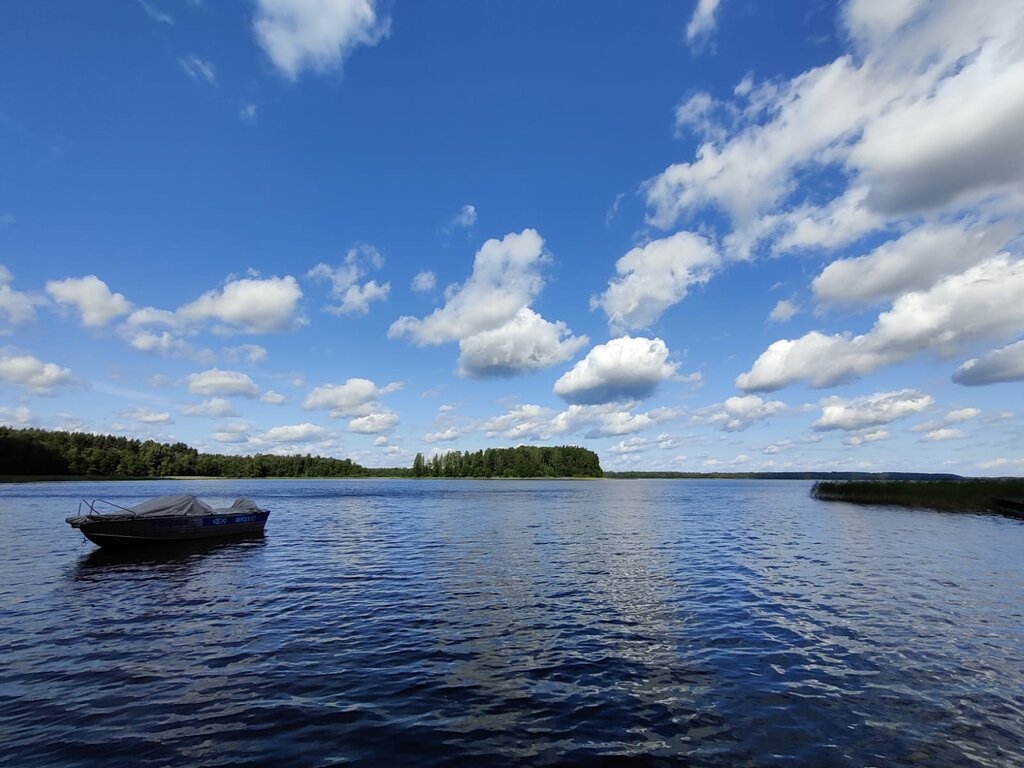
[0,427,364,478]
[0,427,603,479]
[411,446,602,478]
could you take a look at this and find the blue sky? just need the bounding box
[2,0,1022,474]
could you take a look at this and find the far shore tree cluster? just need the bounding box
[0,427,602,480]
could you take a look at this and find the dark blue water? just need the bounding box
[1,479,1021,767]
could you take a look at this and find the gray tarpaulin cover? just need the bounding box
[129,495,261,516]
[129,494,215,517]
[67,495,261,527]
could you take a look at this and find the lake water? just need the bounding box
[1,479,1022,767]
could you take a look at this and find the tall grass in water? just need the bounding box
[811,479,1024,518]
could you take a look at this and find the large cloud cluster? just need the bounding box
[389,230,587,377]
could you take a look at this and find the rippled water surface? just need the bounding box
[1,479,1022,767]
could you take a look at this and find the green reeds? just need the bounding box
[811,479,1024,518]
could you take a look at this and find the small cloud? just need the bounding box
[349,410,399,434]
[260,390,286,405]
[138,0,173,24]
[843,428,889,446]
[259,423,327,443]
[605,193,625,226]
[186,368,260,398]
[425,426,460,443]
[223,344,267,364]
[181,398,236,418]
[769,299,798,323]
[128,408,173,424]
[685,0,722,50]
[695,395,786,432]
[0,265,39,327]
[253,0,390,80]
[304,377,398,418]
[411,271,436,293]
[922,427,965,442]
[445,204,477,232]
[180,55,216,84]
[240,103,258,123]
[944,407,980,423]
[0,349,72,394]
[46,275,132,327]
[308,244,390,315]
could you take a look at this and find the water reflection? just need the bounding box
[74,534,267,573]
[0,479,1021,767]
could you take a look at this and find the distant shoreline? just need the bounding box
[0,471,997,484]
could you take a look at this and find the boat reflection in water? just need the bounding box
[66,494,270,548]
[75,534,268,572]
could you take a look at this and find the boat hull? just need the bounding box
[76,510,270,547]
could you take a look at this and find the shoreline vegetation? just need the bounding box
[812,480,1024,519]
[0,427,601,480]
[3,429,1022,520]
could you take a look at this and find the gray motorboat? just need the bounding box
[66,494,270,547]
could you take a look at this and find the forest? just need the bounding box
[0,427,602,479]
[0,427,365,478]
[410,446,602,478]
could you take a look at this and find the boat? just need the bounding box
[66,494,270,547]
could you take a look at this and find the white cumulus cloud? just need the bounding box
[592,231,720,330]
[768,299,797,323]
[411,271,436,292]
[304,377,401,418]
[812,224,1010,305]
[456,308,587,378]
[128,409,173,424]
[482,402,678,441]
[694,395,786,432]
[260,422,328,443]
[349,410,398,434]
[647,1,1024,260]
[738,256,1024,391]
[425,426,461,442]
[46,275,132,327]
[390,229,584,376]
[308,244,390,315]
[554,336,678,405]
[0,266,38,327]
[177,276,303,333]
[814,389,933,432]
[0,350,72,394]
[953,340,1024,386]
[127,276,304,338]
[186,368,260,398]
[254,0,389,80]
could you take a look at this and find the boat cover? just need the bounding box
[130,494,215,517]
[67,495,263,527]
